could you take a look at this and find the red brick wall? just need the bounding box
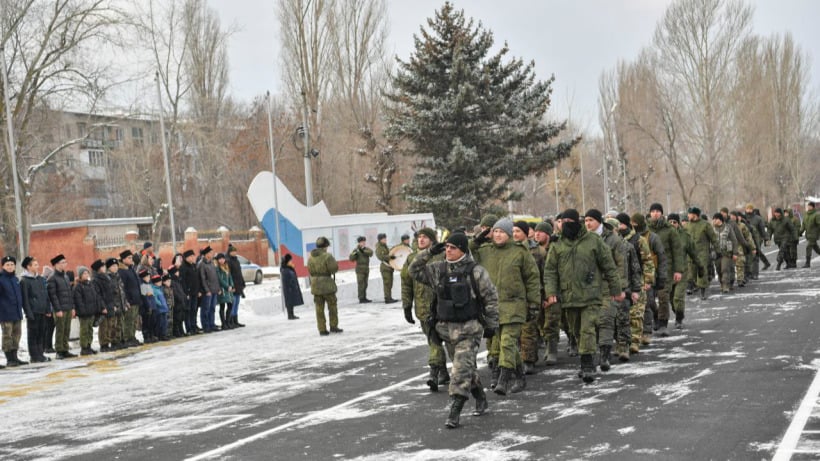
[29,228,96,273]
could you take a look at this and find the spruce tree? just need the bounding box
[385,2,578,229]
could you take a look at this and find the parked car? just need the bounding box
[236,254,264,284]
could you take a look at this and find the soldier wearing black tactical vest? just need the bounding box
[409,232,499,429]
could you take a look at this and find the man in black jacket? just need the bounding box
[180,249,201,334]
[226,245,247,328]
[118,250,143,347]
[47,254,76,359]
[20,257,51,362]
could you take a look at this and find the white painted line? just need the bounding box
[772,367,820,461]
[185,351,488,461]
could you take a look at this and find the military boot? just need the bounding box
[522,361,535,375]
[657,320,669,337]
[617,343,630,362]
[471,386,488,416]
[234,315,245,327]
[568,335,579,357]
[426,366,439,392]
[493,367,513,396]
[580,354,596,384]
[488,357,500,389]
[804,251,811,268]
[4,351,19,367]
[545,339,558,366]
[599,345,612,372]
[12,350,27,366]
[511,365,526,393]
[438,366,451,386]
[445,395,467,429]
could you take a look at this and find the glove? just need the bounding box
[403,307,415,324]
[390,255,396,259]
[473,227,491,245]
[430,242,446,255]
[526,305,539,322]
[483,327,496,338]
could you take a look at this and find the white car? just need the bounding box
[236,254,264,284]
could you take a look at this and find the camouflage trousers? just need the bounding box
[435,319,483,398]
[519,316,542,364]
[718,254,735,291]
[644,287,657,334]
[99,314,121,346]
[543,302,565,344]
[487,323,523,369]
[421,317,453,367]
[54,311,73,353]
[630,290,647,349]
[655,285,672,322]
[564,305,600,355]
[380,268,394,300]
[314,294,339,333]
[614,299,631,346]
[596,299,618,347]
[356,270,369,300]
[672,278,687,322]
[79,316,95,348]
[1,320,22,352]
[123,304,138,341]
[690,259,710,289]
[734,248,746,284]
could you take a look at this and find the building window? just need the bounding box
[132,126,144,147]
[88,150,105,167]
[77,122,86,137]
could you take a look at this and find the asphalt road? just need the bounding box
[4,245,819,461]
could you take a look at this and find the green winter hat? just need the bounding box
[416,228,437,242]
[534,221,553,235]
[631,213,647,232]
[479,214,499,228]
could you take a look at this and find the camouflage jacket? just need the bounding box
[600,227,627,293]
[472,239,541,324]
[375,242,393,271]
[543,226,622,308]
[349,246,373,271]
[623,228,655,288]
[686,218,717,268]
[649,217,684,277]
[401,249,444,321]
[308,248,338,295]
[768,216,796,246]
[714,223,739,256]
[408,249,499,330]
[801,209,820,240]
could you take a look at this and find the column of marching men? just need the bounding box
[0,242,250,366]
[395,201,819,428]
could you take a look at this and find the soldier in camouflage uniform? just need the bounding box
[583,210,626,372]
[801,202,820,267]
[106,258,128,349]
[784,209,800,268]
[727,211,752,286]
[768,208,795,270]
[739,212,762,280]
[543,209,624,384]
[513,220,543,374]
[349,236,373,303]
[685,207,717,300]
[746,204,771,272]
[713,213,738,293]
[532,221,561,365]
[375,233,398,303]
[669,214,699,329]
[470,218,540,395]
[648,203,683,337]
[615,213,654,358]
[409,232,499,429]
[401,228,452,391]
[632,213,668,347]
[309,237,342,335]
[603,217,642,363]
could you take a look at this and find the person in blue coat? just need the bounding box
[0,256,27,367]
[280,254,303,320]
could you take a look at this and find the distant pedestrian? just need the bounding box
[280,254,303,320]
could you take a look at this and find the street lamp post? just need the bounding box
[266,91,282,265]
[155,72,177,250]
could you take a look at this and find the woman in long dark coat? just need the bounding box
[280,254,303,320]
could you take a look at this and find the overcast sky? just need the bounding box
[210,0,820,135]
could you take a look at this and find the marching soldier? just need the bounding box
[350,236,373,303]
[375,233,398,304]
[309,237,343,336]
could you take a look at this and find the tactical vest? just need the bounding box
[435,261,480,322]
[717,225,733,254]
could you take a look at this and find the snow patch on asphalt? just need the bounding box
[351,431,545,461]
[649,369,714,404]
[618,426,635,435]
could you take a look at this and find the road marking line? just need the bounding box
[772,366,820,461]
[185,351,488,461]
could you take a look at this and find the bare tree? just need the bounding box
[652,0,753,210]
[0,0,124,255]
